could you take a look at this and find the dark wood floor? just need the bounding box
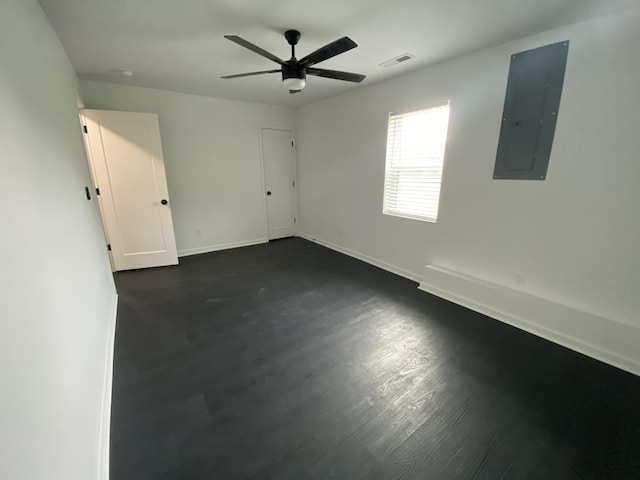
[111,238,640,480]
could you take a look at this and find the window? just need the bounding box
[383,103,450,222]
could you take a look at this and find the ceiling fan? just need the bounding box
[221,30,366,94]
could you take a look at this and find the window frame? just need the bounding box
[382,101,450,223]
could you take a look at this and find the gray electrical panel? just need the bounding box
[494,41,569,180]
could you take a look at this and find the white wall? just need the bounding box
[0,1,118,479]
[296,10,640,372]
[79,81,294,256]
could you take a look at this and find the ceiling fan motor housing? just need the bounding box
[282,62,305,81]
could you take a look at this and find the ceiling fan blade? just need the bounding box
[289,89,302,94]
[221,69,281,79]
[306,67,366,83]
[298,37,357,67]
[224,35,286,65]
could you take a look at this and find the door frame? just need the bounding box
[258,126,298,240]
[79,109,116,271]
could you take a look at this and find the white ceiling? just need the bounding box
[39,0,636,107]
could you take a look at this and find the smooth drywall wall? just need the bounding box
[0,1,117,479]
[296,10,640,357]
[79,81,294,256]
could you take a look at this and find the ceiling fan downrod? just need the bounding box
[284,29,301,60]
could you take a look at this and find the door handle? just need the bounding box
[161,199,168,205]
[266,191,272,196]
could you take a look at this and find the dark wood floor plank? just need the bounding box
[110,238,640,480]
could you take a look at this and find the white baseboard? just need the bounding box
[297,232,421,283]
[97,292,118,480]
[419,264,640,376]
[178,238,268,257]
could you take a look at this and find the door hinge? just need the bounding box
[95,187,101,196]
[294,217,296,224]
[83,125,88,134]
[107,244,112,251]
[291,141,294,147]
[292,180,295,187]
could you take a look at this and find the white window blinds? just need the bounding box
[383,103,450,223]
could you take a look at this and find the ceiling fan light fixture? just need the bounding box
[282,77,306,90]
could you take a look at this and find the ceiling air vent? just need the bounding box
[380,53,415,68]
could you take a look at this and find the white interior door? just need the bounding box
[261,128,296,240]
[83,109,178,271]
